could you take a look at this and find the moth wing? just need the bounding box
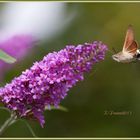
[123,25,134,52]
[127,40,138,55]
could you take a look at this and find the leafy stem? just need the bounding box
[0,112,17,136]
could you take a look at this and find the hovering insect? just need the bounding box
[112,25,140,63]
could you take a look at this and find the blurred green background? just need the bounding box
[1,2,140,137]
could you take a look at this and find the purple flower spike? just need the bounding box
[0,41,107,127]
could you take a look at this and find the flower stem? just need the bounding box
[0,112,17,136]
[23,120,37,137]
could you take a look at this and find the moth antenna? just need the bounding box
[106,48,117,54]
[107,49,114,54]
[112,47,117,53]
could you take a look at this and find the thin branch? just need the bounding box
[0,112,17,136]
[0,106,11,113]
[23,120,37,137]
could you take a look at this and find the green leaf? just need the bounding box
[45,105,68,112]
[0,49,16,63]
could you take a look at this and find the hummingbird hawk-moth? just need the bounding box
[112,25,140,63]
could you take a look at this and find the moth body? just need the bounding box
[112,51,135,63]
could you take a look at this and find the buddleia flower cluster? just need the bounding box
[0,41,107,127]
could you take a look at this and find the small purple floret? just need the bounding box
[0,41,107,127]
